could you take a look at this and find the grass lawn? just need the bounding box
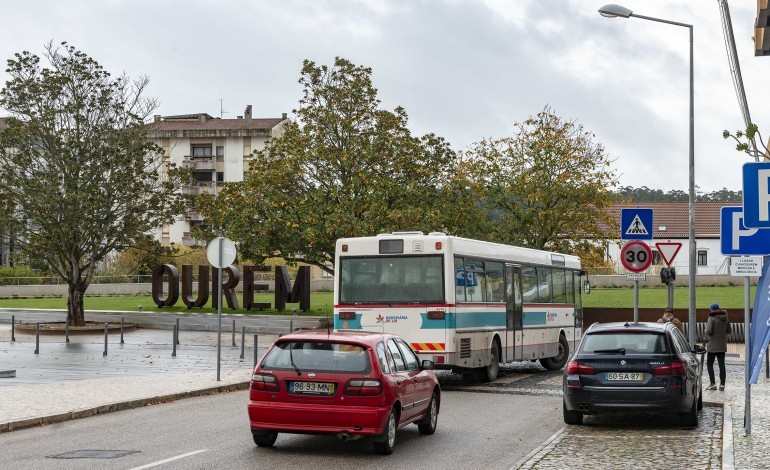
[0,292,336,316]
[0,285,757,314]
[582,285,756,310]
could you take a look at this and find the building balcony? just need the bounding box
[182,156,216,170]
[181,232,201,246]
[186,210,204,221]
[182,181,216,196]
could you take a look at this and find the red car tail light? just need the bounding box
[339,311,356,320]
[344,379,383,396]
[653,361,686,376]
[251,373,279,391]
[566,360,595,375]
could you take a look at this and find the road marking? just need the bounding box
[129,449,207,469]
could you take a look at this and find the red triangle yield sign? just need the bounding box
[655,242,683,266]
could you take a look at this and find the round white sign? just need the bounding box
[207,237,237,268]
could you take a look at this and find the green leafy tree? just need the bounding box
[0,42,187,325]
[196,57,470,273]
[459,106,618,259]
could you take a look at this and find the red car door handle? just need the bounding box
[397,380,402,385]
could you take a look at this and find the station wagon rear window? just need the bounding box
[261,341,371,373]
[581,332,669,354]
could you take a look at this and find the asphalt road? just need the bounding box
[0,388,562,470]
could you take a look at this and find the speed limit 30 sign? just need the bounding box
[621,240,652,273]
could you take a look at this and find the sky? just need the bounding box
[0,0,766,193]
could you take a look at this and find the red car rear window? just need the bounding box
[262,341,371,373]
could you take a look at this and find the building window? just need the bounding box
[697,250,707,266]
[216,146,224,162]
[216,172,224,183]
[191,145,212,157]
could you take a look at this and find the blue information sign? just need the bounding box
[720,206,770,255]
[620,208,653,240]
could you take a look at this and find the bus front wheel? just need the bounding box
[540,335,569,370]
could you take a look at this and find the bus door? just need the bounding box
[505,264,523,361]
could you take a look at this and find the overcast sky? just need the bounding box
[1,0,766,193]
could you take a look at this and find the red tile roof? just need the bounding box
[607,201,729,239]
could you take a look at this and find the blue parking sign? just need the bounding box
[621,208,653,240]
[721,206,770,255]
[742,162,770,228]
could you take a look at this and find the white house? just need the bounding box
[605,201,730,276]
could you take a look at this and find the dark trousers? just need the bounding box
[707,352,726,386]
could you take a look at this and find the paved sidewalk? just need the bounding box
[0,312,282,433]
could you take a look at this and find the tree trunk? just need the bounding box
[67,284,86,326]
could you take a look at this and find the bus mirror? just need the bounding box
[584,280,590,295]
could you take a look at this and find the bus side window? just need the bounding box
[455,257,466,301]
[522,266,538,303]
[485,261,504,302]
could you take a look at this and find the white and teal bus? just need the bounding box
[333,232,585,382]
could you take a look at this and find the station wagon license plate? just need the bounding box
[606,372,643,381]
[289,381,336,395]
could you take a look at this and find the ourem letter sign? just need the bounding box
[742,162,770,228]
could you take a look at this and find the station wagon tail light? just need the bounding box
[427,310,445,320]
[251,373,279,391]
[344,379,383,396]
[339,311,356,320]
[566,360,595,375]
[653,361,686,376]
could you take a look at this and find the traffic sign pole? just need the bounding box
[634,280,639,323]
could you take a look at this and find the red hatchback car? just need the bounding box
[248,330,441,454]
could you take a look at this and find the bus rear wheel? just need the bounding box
[474,341,500,382]
[540,335,569,370]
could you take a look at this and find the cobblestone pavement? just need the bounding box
[450,344,770,470]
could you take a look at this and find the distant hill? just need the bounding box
[613,186,741,202]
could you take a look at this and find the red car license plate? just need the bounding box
[290,381,336,395]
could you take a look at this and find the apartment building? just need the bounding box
[146,105,288,246]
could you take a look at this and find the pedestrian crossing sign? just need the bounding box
[621,208,654,240]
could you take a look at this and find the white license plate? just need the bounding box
[606,372,643,381]
[290,381,336,395]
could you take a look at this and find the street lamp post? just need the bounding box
[599,4,697,347]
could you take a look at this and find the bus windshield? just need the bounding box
[339,255,444,304]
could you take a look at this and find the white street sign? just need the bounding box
[655,242,682,266]
[730,256,763,277]
[626,273,647,281]
[207,237,237,268]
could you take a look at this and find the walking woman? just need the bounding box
[705,303,731,391]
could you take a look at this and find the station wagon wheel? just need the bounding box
[373,408,398,455]
[418,392,439,435]
[252,430,278,447]
[697,384,703,410]
[679,396,698,427]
